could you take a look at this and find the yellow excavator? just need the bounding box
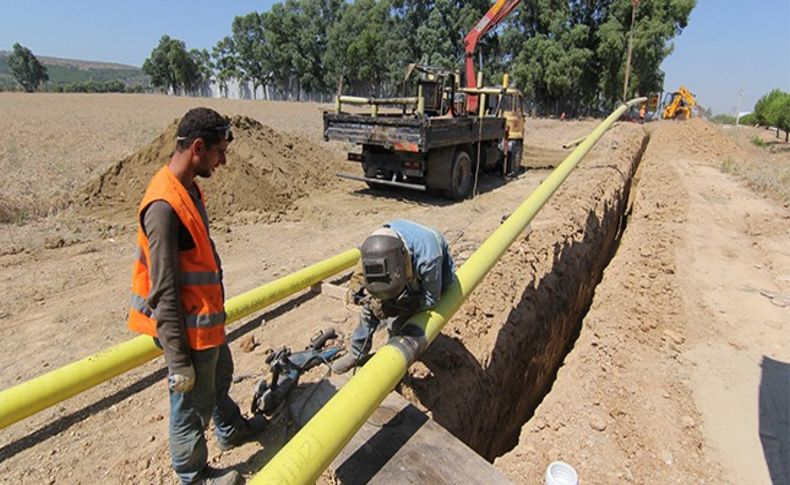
[662,86,698,120]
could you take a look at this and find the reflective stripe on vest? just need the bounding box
[127,166,226,350]
[130,294,154,318]
[185,311,226,328]
[181,271,222,286]
[129,294,225,328]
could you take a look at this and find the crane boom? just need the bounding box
[464,0,521,113]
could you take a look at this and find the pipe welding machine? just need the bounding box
[251,327,342,416]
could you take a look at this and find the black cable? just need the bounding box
[351,323,373,376]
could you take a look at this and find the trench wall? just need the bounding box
[399,124,648,460]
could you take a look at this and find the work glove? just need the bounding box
[368,297,400,320]
[168,365,196,393]
[392,291,423,315]
[344,264,367,307]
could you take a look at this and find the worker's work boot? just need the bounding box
[192,466,241,485]
[217,415,268,451]
[332,352,363,375]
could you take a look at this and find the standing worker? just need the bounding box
[127,108,264,485]
[333,219,456,374]
[639,103,647,124]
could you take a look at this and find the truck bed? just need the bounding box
[323,112,506,152]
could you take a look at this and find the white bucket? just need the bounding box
[545,461,579,485]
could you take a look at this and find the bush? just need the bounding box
[754,89,790,141]
[751,136,767,148]
[738,113,756,125]
[711,114,736,125]
[50,80,130,93]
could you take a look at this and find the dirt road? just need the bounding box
[496,120,790,484]
[0,94,787,484]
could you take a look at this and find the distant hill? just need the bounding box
[0,51,149,90]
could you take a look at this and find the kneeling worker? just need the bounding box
[333,219,456,374]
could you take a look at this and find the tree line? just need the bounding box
[748,89,790,142]
[710,89,790,143]
[143,0,695,114]
[6,1,696,114]
[4,43,146,93]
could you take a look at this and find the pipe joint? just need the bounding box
[386,332,427,365]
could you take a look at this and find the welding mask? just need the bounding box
[360,227,412,302]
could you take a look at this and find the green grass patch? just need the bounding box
[719,157,739,174]
[751,136,767,148]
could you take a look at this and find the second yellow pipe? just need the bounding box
[0,248,361,430]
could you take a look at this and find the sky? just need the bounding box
[661,0,790,115]
[1,0,788,114]
[0,0,277,65]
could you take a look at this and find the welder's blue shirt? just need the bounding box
[386,219,456,309]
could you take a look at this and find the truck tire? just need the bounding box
[444,150,473,200]
[364,166,389,191]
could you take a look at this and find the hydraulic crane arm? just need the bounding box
[464,0,521,113]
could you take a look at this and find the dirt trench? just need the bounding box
[399,124,649,461]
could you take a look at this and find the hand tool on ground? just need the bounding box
[251,327,341,416]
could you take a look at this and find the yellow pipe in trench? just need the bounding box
[0,248,361,430]
[252,98,647,485]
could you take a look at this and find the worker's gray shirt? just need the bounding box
[386,219,456,309]
[142,183,223,374]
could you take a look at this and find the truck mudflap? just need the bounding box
[335,172,427,191]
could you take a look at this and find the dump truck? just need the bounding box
[324,0,524,200]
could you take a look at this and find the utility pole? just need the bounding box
[736,88,744,127]
[622,0,640,102]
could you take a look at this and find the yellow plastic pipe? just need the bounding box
[0,248,361,430]
[252,98,647,485]
[459,86,524,96]
[224,248,361,324]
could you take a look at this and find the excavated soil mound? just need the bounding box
[655,118,748,162]
[80,115,338,222]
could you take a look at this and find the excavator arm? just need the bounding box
[662,86,697,120]
[464,0,521,113]
[678,87,697,109]
[663,93,682,119]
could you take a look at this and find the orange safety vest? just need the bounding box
[127,166,226,350]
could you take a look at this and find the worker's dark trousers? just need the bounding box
[349,304,411,358]
[168,343,245,484]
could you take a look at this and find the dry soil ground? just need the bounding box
[0,93,788,484]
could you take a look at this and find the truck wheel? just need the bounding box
[444,150,473,200]
[364,166,389,191]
